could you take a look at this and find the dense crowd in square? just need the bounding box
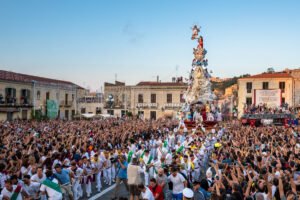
[0,116,299,200]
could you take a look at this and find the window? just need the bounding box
[122,94,126,102]
[151,94,156,103]
[46,92,50,100]
[281,97,285,104]
[72,94,75,101]
[262,82,269,90]
[150,111,156,120]
[246,82,252,93]
[138,94,143,103]
[246,97,252,105]
[37,91,41,100]
[56,92,59,100]
[167,94,172,103]
[65,93,68,104]
[180,94,185,103]
[279,82,285,93]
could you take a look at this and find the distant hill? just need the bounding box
[211,74,250,93]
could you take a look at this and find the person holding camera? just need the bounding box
[113,155,129,200]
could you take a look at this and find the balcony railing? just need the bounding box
[60,100,73,107]
[136,103,158,108]
[163,103,184,109]
[0,97,33,108]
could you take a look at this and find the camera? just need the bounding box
[110,156,119,163]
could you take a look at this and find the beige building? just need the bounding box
[78,92,104,114]
[0,70,84,121]
[237,71,294,117]
[104,80,187,120]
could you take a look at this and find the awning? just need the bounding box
[81,113,96,118]
[100,114,115,118]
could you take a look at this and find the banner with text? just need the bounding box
[254,89,281,107]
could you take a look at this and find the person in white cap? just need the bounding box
[183,188,194,200]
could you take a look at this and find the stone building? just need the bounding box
[78,92,104,114]
[0,70,84,121]
[237,71,294,117]
[104,80,187,120]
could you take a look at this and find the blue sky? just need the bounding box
[0,0,300,91]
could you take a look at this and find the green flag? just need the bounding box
[140,150,145,159]
[11,185,22,200]
[163,140,168,148]
[176,145,184,154]
[147,155,153,165]
[146,155,153,172]
[42,179,62,194]
[127,151,133,163]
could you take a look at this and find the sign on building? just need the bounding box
[47,100,58,119]
[254,89,281,107]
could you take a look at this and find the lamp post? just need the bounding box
[106,94,114,115]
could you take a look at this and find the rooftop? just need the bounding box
[239,71,293,79]
[136,81,187,87]
[0,70,83,88]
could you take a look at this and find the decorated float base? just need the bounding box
[184,120,218,130]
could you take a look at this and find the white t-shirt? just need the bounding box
[40,178,63,200]
[168,173,185,194]
[1,185,23,200]
[23,182,40,198]
[31,174,46,183]
[141,187,155,200]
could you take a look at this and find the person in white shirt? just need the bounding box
[1,179,25,200]
[31,166,46,184]
[92,153,104,192]
[149,137,157,160]
[103,152,112,186]
[0,163,9,191]
[136,145,146,159]
[82,159,95,197]
[142,150,154,186]
[22,175,40,200]
[168,167,187,200]
[190,154,200,182]
[69,161,84,200]
[40,170,63,200]
[138,183,154,200]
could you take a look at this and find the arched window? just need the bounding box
[37,91,41,100]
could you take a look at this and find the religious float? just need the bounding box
[178,26,217,130]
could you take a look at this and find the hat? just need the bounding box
[183,188,194,198]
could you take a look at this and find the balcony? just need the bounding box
[60,100,73,107]
[0,97,33,112]
[104,104,127,109]
[136,103,158,108]
[163,103,184,109]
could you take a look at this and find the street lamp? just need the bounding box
[106,94,114,115]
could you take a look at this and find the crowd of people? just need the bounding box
[0,117,299,200]
[243,104,295,115]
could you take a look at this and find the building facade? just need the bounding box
[78,92,104,114]
[104,80,187,120]
[0,70,84,121]
[237,71,294,117]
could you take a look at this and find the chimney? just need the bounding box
[157,76,159,82]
